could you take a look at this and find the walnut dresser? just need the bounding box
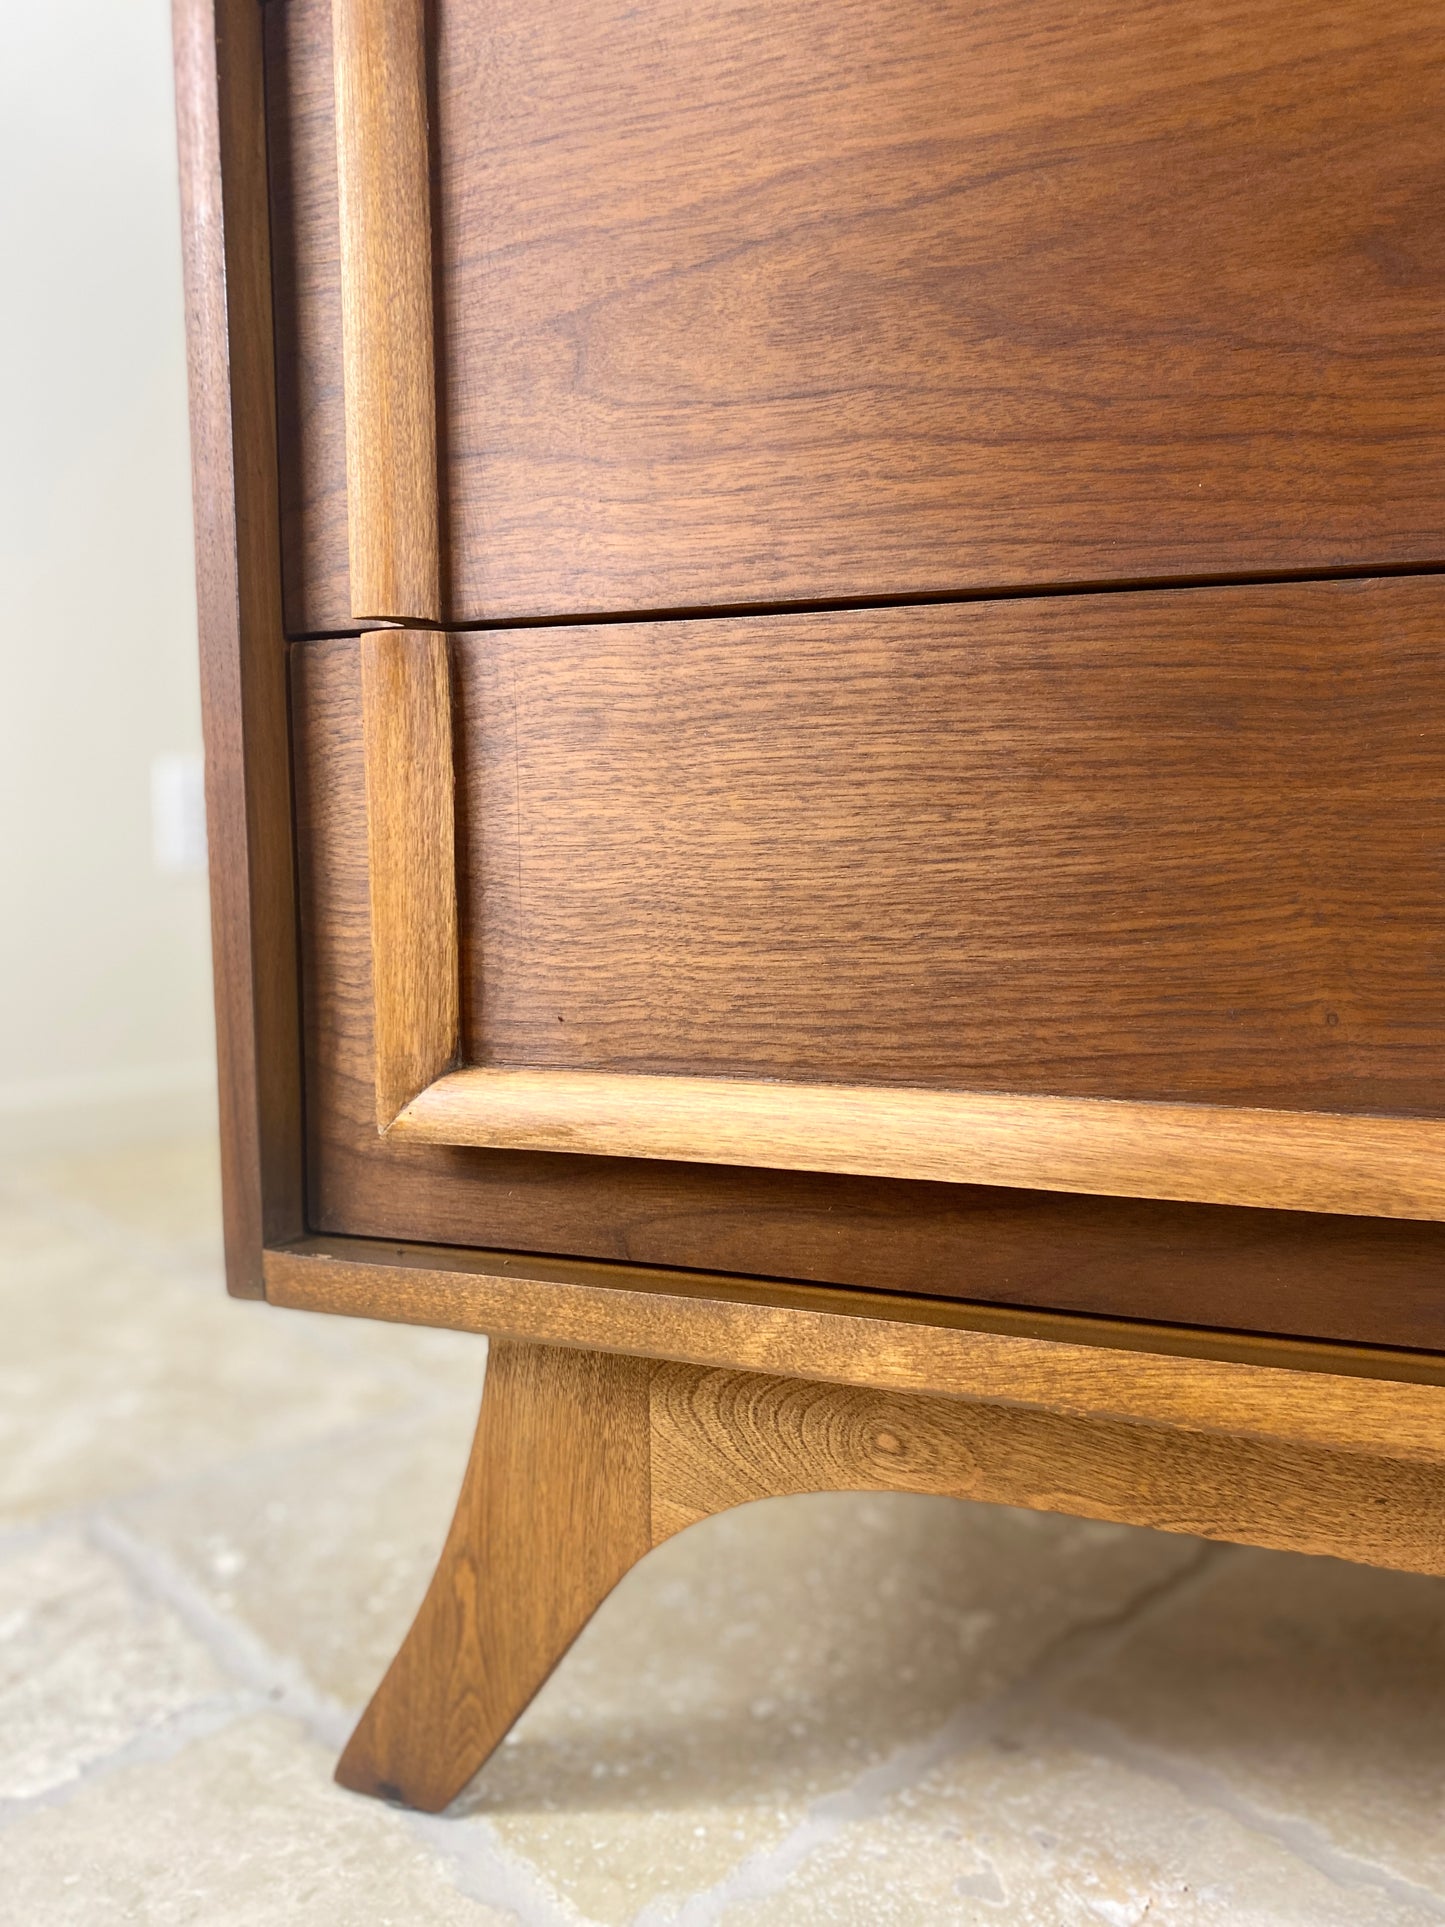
[174,0,1445,1811]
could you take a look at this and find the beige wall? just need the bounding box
[0,0,216,1151]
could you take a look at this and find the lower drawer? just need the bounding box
[292,575,1445,1351]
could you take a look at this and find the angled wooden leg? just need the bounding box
[335,1340,652,1811]
[338,1345,1445,1811]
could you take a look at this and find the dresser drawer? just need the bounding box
[293,577,1445,1350]
[269,0,1445,634]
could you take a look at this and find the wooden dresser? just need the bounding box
[175,0,1445,1811]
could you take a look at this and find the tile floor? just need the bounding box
[3,1133,1445,1924]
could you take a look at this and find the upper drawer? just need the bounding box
[268,0,1445,634]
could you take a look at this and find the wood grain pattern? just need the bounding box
[396,1069,1445,1223]
[335,1342,652,1811]
[264,1237,1445,1465]
[460,588,1445,1115]
[337,1342,1445,1807]
[371,581,1445,1219]
[330,0,440,623]
[271,0,1445,632]
[293,633,1445,1352]
[360,629,458,1124]
[648,1363,1445,1574]
[173,0,304,1292]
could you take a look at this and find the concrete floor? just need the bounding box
[2,1137,1445,1924]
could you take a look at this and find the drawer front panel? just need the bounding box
[270,0,1445,633]
[293,580,1445,1349]
[458,582,1445,1116]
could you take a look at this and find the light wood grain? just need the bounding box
[336,1342,652,1811]
[173,0,304,1292]
[394,1065,1445,1222]
[336,1341,1445,1809]
[263,1236,1445,1464]
[360,629,458,1126]
[330,0,440,622]
[648,1364,1445,1574]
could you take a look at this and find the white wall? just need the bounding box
[0,0,216,1152]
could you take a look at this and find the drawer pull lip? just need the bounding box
[389,1063,1445,1223]
[331,0,442,625]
